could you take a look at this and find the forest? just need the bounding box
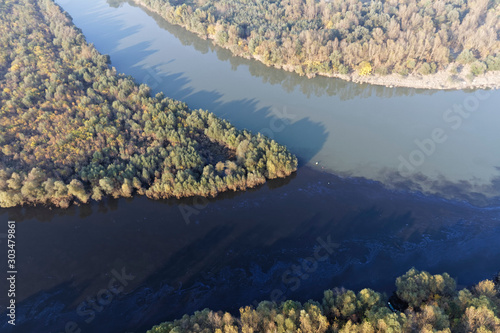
[133,0,500,80]
[148,268,500,333]
[0,0,297,208]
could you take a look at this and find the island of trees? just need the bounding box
[132,0,500,89]
[148,268,500,333]
[0,0,297,208]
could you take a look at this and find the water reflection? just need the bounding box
[1,2,498,333]
[125,0,437,101]
[0,172,296,223]
[377,168,500,206]
[2,167,500,333]
[81,0,500,204]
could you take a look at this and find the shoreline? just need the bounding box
[130,0,500,91]
[0,0,298,209]
[327,68,500,90]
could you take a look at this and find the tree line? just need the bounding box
[148,267,500,333]
[133,0,500,79]
[0,0,297,208]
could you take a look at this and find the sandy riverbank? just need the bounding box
[327,67,500,90]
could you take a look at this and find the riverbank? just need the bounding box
[147,268,500,333]
[4,164,500,333]
[0,0,297,208]
[329,67,500,90]
[130,0,500,91]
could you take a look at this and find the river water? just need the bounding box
[1,0,500,332]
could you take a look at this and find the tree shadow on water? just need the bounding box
[124,0,438,101]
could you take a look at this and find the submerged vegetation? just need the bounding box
[148,268,500,333]
[0,0,297,208]
[134,0,500,81]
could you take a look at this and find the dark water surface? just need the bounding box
[1,0,500,332]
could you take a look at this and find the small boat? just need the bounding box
[388,301,397,313]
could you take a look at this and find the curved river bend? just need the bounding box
[1,0,500,332]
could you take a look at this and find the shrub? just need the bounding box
[470,61,487,76]
[358,61,372,76]
[457,49,476,64]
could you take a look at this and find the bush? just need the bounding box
[470,61,487,76]
[399,67,409,76]
[358,61,372,76]
[486,55,500,71]
[216,30,229,45]
[457,49,476,64]
[338,64,349,74]
[406,58,416,69]
[419,62,437,75]
[373,66,389,75]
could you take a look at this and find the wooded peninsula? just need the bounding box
[132,0,500,89]
[148,268,500,333]
[0,0,297,208]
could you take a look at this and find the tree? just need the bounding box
[462,306,500,332]
[0,0,297,208]
[358,61,372,76]
[67,179,89,203]
[396,268,456,308]
[470,61,487,76]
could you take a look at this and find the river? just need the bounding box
[1,0,500,332]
